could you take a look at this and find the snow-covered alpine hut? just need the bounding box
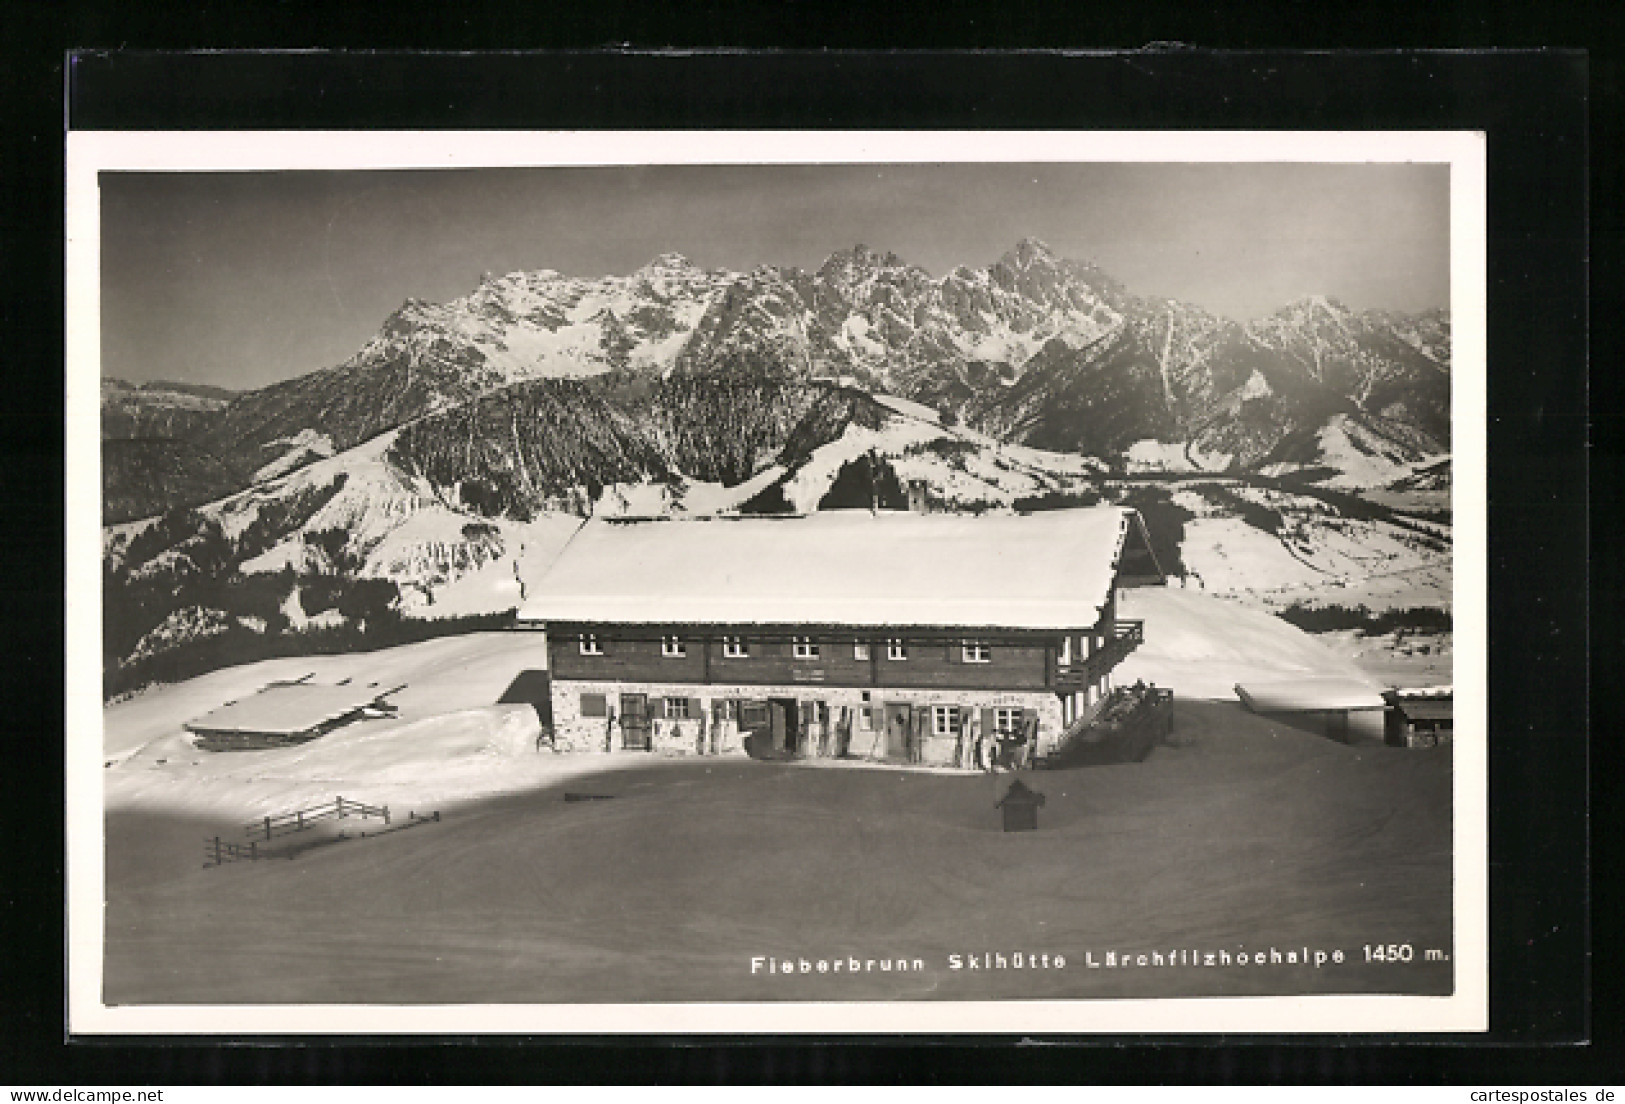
[1234,677,1387,745]
[184,680,402,751]
[517,506,1163,761]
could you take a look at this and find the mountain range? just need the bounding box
[103,238,1449,524]
[99,240,1451,692]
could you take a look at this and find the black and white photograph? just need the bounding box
[65,131,1487,1034]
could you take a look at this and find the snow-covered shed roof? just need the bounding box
[183,683,396,736]
[1387,684,1453,701]
[518,507,1145,631]
[1382,685,1453,722]
[1234,678,1387,714]
[1390,698,1452,722]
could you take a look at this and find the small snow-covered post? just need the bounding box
[383,806,390,826]
[263,816,271,840]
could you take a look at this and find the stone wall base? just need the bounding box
[550,678,1065,759]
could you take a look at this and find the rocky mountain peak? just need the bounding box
[820,243,909,273]
[640,252,700,275]
[1004,237,1060,269]
[1278,294,1353,320]
[379,298,439,333]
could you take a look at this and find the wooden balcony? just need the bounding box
[1053,619,1143,688]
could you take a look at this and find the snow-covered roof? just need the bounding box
[1390,698,1452,722]
[184,683,397,736]
[1387,684,1453,700]
[1234,678,1387,714]
[518,507,1141,631]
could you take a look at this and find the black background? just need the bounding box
[2,26,1605,1088]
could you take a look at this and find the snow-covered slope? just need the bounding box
[1116,587,1375,699]
[1170,483,1452,614]
[1258,413,1443,490]
[191,429,590,617]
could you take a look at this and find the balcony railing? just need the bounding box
[1054,619,1143,687]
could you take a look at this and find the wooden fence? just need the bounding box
[244,795,390,842]
[202,798,439,869]
[203,836,264,868]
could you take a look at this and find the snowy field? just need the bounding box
[1116,588,1372,699]
[1318,630,1453,689]
[104,632,563,816]
[1167,484,1452,616]
[99,592,1452,1007]
[103,704,1452,1006]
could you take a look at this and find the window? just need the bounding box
[994,707,1021,734]
[722,636,748,658]
[580,693,608,718]
[853,642,871,661]
[579,633,603,655]
[793,636,820,659]
[664,697,691,720]
[886,639,908,661]
[859,708,874,731]
[932,706,961,736]
[661,635,686,658]
[961,641,992,663]
[1058,635,1072,666]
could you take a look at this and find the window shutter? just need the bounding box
[689,697,702,719]
[649,696,665,719]
[1022,708,1039,738]
[980,707,996,736]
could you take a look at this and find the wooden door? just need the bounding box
[769,699,788,752]
[884,702,912,760]
[620,693,651,750]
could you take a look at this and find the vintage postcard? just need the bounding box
[66,130,1487,1034]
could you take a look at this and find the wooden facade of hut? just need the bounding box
[517,507,1163,761]
[1383,686,1454,747]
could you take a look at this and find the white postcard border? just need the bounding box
[66,129,1488,1035]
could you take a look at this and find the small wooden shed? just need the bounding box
[996,779,1047,832]
[1382,686,1453,747]
[184,680,402,751]
[1234,677,1387,745]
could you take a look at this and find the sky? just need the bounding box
[100,162,1450,391]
